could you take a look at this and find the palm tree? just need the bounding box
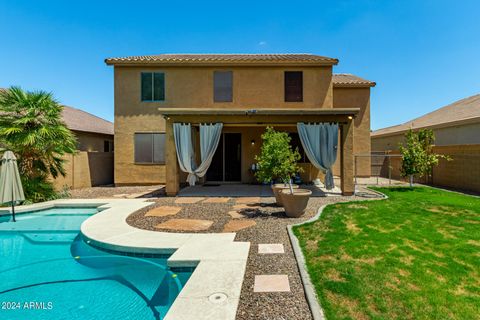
[0,86,77,201]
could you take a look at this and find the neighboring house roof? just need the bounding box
[372,94,480,137]
[105,53,339,66]
[61,105,114,136]
[332,73,376,87]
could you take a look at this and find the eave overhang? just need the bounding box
[157,108,359,116]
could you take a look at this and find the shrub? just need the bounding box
[0,87,77,202]
[254,127,302,186]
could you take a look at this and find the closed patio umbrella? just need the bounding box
[0,151,25,222]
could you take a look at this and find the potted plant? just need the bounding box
[255,127,310,217]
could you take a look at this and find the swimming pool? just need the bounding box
[0,206,192,320]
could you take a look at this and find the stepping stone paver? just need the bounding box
[227,210,244,219]
[174,197,205,204]
[254,275,290,292]
[235,197,261,204]
[155,219,213,231]
[233,204,261,210]
[145,206,182,217]
[222,219,256,232]
[203,197,231,203]
[258,243,285,254]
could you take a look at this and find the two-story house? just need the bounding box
[105,54,375,196]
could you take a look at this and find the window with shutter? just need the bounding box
[141,72,165,101]
[284,71,303,102]
[214,71,233,102]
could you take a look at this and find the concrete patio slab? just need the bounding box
[258,243,285,254]
[223,220,256,232]
[145,206,182,217]
[175,197,205,204]
[113,194,128,198]
[179,184,274,197]
[203,197,231,203]
[254,275,291,292]
[155,218,213,231]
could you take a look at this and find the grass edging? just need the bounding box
[287,189,388,320]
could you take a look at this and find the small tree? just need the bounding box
[399,129,449,187]
[254,127,302,193]
[0,87,77,202]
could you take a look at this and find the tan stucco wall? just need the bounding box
[333,87,371,176]
[114,114,166,185]
[74,131,113,152]
[371,122,480,151]
[114,65,334,185]
[113,65,370,185]
[429,123,480,145]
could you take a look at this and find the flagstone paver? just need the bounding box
[258,243,285,254]
[222,219,257,232]
[155,219,213,231]
[235,197,261,204]
[144,206,182,217]
[174,197,205,204]
[227,210,244,219]
[254,275,291,292]
[203,197,231,203]
[232,204,261,210]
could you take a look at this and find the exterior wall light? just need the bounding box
[251,140,255,146]
[348,116,353,120]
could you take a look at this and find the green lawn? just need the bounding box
[293,187,480,320]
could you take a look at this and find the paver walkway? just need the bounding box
[155,218,214,231]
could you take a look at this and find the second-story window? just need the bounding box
[285,71,303,102]
[214,71,233,102]
[141,72,165,101]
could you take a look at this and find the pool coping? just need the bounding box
[4,199,250,320]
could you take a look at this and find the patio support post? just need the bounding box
[165,118,180,196]
[340,119,354,195]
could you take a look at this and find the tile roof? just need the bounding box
[105,53,338,66]
[332,74,376,87]
[372,94,480,137]
[61,105,114,135]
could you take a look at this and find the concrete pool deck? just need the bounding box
[1,198,249,320]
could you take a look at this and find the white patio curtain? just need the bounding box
[297,122,339,190]
[173,122,223,186]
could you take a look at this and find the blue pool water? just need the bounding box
[0,207,192,320]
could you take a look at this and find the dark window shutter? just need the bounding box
[153,133,166,163]
[285,71,303,102]
[141,73,153,101]
[214,71,233,102]
[134,133,153,163]
[153,73,165,101]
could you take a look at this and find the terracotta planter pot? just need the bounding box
[271,184,299,206]
[280,189,312,218]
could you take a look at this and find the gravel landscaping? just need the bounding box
[69,185,165,199]
[124,186,382,320]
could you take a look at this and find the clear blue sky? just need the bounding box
[1,0,479,130]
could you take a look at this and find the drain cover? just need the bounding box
[208,292,228,303]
